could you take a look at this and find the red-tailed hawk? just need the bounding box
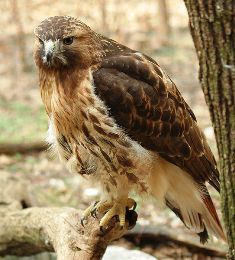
[34,16,226,243]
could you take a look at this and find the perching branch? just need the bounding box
[0,207,137,259]
[0,172,137,260]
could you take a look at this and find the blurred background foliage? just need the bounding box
[0,1,226,259]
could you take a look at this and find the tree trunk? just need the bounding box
[157,0,171,45]
[11,0,28,72]
[183,1,235,258]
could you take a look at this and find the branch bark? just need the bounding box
[0,172,137,259]
[0,207,137,259]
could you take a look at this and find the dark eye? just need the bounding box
[63,37,74,45]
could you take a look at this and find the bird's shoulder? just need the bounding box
[93,45,196,127]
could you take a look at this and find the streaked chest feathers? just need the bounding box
[47,72,152,192]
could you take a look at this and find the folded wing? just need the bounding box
[93,53,220,191]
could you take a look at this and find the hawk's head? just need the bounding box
[34,16,102,71]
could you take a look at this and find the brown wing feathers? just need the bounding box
[94,53,220,191]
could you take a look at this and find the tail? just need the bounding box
[166,189,226,243]
[200,189,226,242]
[149,158,226,243]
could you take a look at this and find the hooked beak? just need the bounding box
[42,40,56,64]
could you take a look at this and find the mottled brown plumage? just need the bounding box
[34,16,225,243]
[93,54,220,191]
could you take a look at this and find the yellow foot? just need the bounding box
[81,198,136,230]
[81,201,99,226]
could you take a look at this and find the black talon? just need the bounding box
[93,201,99,207]
[100,226,106,234]
[133,201,137,211]
[91,201,99,218]
[126,210,138,229]
[91,208,97,218]
[119,225,124,230]
[81,217,85,227]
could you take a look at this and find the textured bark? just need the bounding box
[0,172,137,259]
[183,1,235,258]
[0,207,136,259]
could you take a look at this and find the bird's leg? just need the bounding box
[98,197,136,230]
[81,176,137,229]
[81,197,136,229]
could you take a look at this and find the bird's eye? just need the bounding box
[63,37,74,45]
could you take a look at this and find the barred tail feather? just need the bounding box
[201,195,226,241]
[149,157,226,243]
[166,193,226,243]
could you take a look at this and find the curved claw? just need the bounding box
[91,201,99,218]
[93,201,99,207]
[100,225,106,234]
[82,198,137,231]
[91,208,97,218]
[119,224,124,230]
[132,201,137,211]
[80,217,85,227]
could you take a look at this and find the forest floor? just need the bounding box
[0,28,227,259]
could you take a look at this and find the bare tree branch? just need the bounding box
[0,207,137,260]
[0,171,137,260]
